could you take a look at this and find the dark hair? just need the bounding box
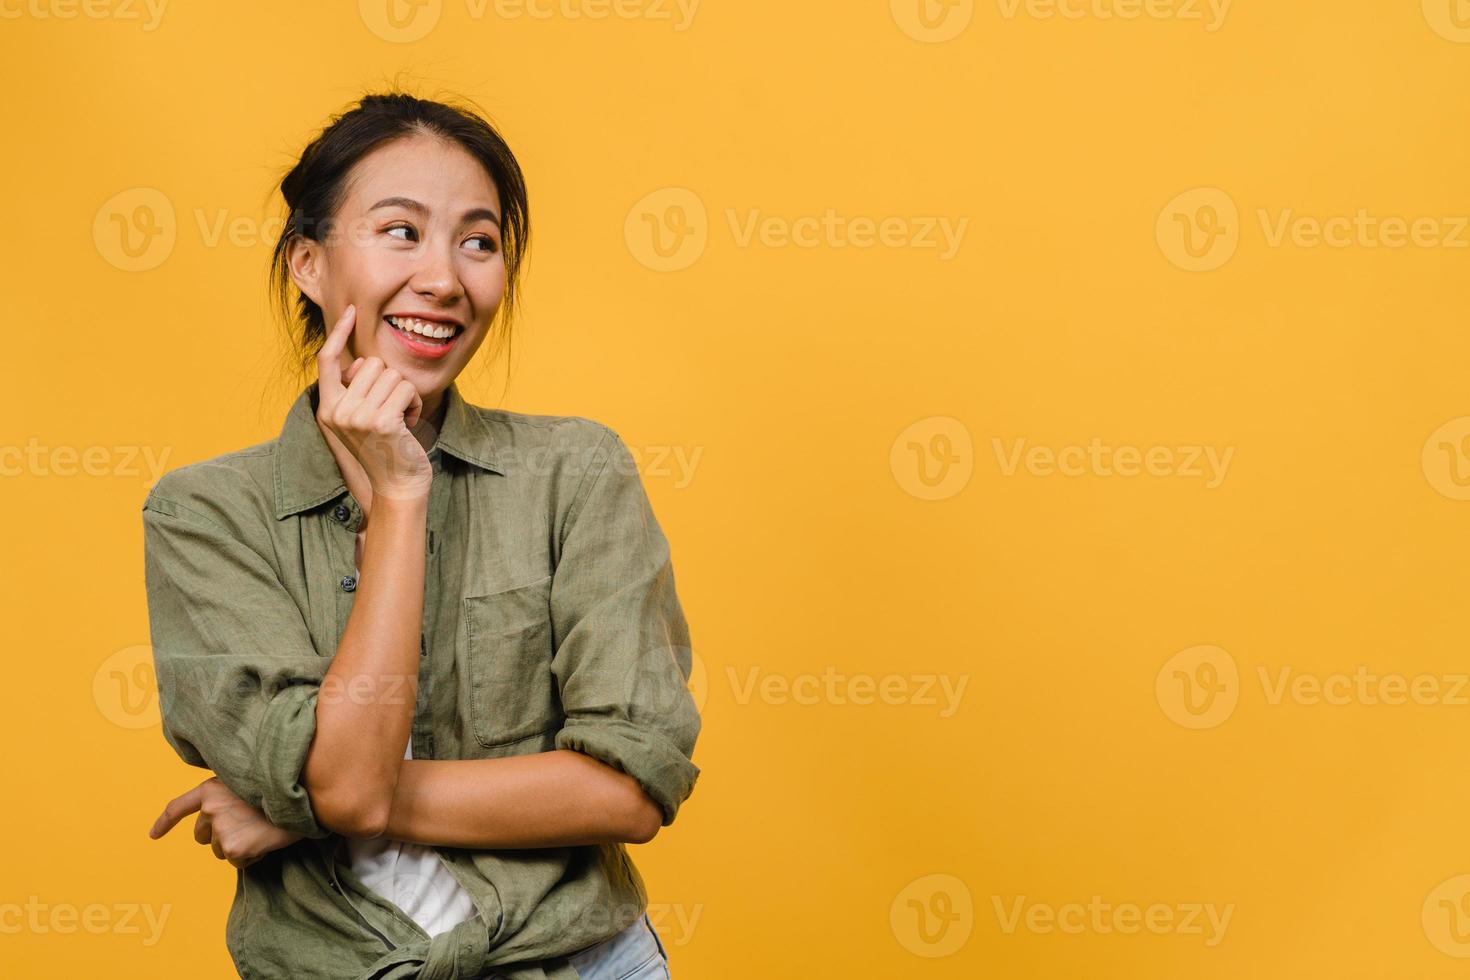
[265,90,530,397]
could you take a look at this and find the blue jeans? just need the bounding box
[564,912,671,979]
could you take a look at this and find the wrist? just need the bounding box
[368,492,430,518]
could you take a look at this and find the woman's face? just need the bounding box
[288,132,506,407]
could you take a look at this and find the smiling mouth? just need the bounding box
[384,314,464,346]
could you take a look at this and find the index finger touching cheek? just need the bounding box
[317,304,357,391]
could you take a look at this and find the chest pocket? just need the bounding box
[462,575,562,749]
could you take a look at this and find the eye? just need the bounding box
[386,223,417,242]
[466,234,498,253]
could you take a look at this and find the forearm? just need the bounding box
[379,750,661,848]
[303,495,428,834]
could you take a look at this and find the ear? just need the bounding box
[286,235,326,308]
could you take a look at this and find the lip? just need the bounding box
[382,316,462,360]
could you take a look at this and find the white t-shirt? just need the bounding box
[343,555,479,938]
[342,737,480,936]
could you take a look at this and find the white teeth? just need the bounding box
[387,315,458,340]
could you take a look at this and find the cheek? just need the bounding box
[468,257,507,304]
[333,242,396,294]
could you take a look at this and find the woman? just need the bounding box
[139,92,700,980]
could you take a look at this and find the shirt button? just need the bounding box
[329,879,342,893]
[340,574,357,593]
[332,504,350,523]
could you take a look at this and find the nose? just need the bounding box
[408,240,464,305]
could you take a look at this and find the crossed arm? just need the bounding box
[290,494,660,848]
[150,749,661,869]
[147,500,661,865]
[143,428,699,869]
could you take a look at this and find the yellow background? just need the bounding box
[4,0,1470,976]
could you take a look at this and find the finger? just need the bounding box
[340,357,386,415]
[384,380,423,431]
[149,787,204,839]
[193,812,215,846]
[343,356,365,386]
[211,835,226,862]
[316,305,357,397]
[363,367,405,412]
[406,383,424,431]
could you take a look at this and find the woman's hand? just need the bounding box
[316,304,433,502]
[148,776,305,869]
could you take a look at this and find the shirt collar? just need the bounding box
[274,379,505,519]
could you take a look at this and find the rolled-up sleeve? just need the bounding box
[141,490,331,839]
[549,425,702,827]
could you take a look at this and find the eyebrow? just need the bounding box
[368,196,501,227]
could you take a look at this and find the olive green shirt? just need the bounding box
[140,380,702,980]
